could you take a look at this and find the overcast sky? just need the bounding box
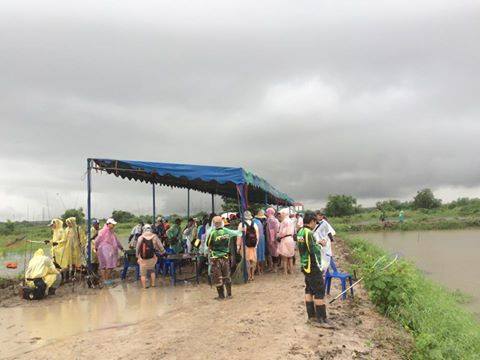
[1,0,479,221]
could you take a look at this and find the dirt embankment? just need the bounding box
[3,238,412,360]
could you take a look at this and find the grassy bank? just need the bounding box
[331,208,480,232]
[344,234,480,359]
[0,221,136,255]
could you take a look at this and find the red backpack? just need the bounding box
[140,239,155,259]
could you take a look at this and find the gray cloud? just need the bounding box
[1,0,480,220]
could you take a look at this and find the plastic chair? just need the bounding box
[121,250,140,281]
[325,257,354,300]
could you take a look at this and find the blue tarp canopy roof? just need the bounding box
[91,158,294,206]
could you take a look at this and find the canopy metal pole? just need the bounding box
[86,159,92,270]
[152,183,156,223]
[211,194,215,214]
[236,186,248,284]
[187,189,190,219]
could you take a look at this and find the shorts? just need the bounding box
[140,267,155,277]
[211,257,231,286]
[304,270,325,299]
[138,256,157,277]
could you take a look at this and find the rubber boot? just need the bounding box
[314,304,336,329]
[216,286,225,300]
[225,282,232,298]
[306,301,315,319]
[315,304,327,323]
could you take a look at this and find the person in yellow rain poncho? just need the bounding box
[56,217,85,279]
[87,219,100,273]
[25,249,60,299]
[47,218,64,268]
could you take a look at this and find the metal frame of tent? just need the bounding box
[86,158,294,283]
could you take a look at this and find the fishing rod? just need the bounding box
[329,254,398,304]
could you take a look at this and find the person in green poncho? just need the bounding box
[167,218,183,253]
[207,216,243,299]
[297,211,331,326]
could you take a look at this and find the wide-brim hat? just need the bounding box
[244,210,253,220]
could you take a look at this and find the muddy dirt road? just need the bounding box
[1,239,411,359]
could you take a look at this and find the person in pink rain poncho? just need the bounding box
[95,218,124,285]
[277,208,296,276]
[265,208,280,272]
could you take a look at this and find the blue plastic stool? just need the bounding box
[160,248,177,286]
[325,257,354,300]
[121,250,140,281]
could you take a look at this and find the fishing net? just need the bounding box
[231,257,245,285]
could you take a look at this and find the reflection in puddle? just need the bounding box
[0,282,207,358]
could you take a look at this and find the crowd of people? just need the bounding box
[23,207,337,326]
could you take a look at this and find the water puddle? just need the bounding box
[0,282,207,358]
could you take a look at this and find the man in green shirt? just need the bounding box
[167,218,183,253]
[207,216,242,299]
[297,211,329,325]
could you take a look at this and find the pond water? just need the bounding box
[359,229,480,317]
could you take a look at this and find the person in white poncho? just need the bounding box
[313,211,336,272]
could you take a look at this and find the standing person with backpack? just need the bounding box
[237,210,260,282]
[136,224,165,289]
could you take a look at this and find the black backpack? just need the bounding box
[245,221,257,248]
[140,239,155,259]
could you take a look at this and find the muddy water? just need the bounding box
[0,282,208,359]
[359,229,480,316]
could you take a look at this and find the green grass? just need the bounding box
[0,220,188,254]
[345,234,480,359]
[0,221,138,255]
[330,207,480,232]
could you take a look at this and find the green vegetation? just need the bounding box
[325,194,360,217]
[345,235,480,359]
[329,197,480,232]
[61,208,85,224]
[412,189,442,210]
[0,222,51,254]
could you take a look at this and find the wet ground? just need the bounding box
[0,239,412,360]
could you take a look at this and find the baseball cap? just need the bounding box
[106,218,117,225]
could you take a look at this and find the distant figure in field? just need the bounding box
[95,218,123,286]
[399,210,405,224]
